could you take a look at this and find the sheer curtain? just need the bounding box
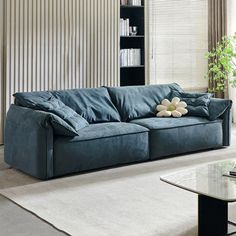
[227,0,236,121]
[208,0,227,98]
[147,0,208,91]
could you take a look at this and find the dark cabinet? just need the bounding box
[120,0,145,86]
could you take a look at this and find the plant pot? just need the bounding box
[214,91,224,99]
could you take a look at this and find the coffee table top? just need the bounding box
[160,159,236,202]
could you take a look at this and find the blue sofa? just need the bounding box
[4,83,232,179]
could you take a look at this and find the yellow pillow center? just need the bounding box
[167,104,176,111]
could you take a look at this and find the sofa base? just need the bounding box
[131,117,223,160]
[53,131,149,177]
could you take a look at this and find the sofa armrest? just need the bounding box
[208,98,232,146]
[4,105,54,179]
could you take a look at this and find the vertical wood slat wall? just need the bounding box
[0,0,4,144]
[1,0,119,143]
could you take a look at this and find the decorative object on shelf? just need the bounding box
[206,32,236,98]
[120,0,128,5]
[156,97,188,118]
[120,49,141,67]
[128,0,142,6]
[129,26,138,36]
[120,18,130,36]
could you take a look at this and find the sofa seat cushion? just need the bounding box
[130,116,217,130]
[130,117,223,159]
[53,122,149,176]
[63,122,149,141]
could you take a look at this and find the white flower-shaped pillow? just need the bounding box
[156,97,188,118]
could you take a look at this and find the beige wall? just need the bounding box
[0,0,120,144]
[0,0,4,144]
[227,0,236,34]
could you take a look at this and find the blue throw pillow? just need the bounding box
[49,114,79,136]
[208,98,232,121]
[170,90,212,117]
[36,97,89,133]
[13,91,89,136]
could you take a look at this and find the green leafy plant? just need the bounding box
[206,33,236,93]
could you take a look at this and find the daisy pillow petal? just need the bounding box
[156,97,188,118]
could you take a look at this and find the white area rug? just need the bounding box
[1,148,236,236]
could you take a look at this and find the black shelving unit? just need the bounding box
[120,0,145,86]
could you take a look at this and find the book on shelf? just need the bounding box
[120,49,141,67]
[120,18,130,36]
[128,0,142,6]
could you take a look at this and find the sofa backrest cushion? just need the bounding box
[14,91,52,107]
[51,88,121,123]
[107,83,183,121]
[14,87,121,124]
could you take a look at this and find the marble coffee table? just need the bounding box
[160,160,236,236]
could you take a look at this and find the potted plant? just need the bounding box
[206,33,236,98]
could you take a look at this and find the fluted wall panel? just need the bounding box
[0,0,4,144]
[4,0,119,113]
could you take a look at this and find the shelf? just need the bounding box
[120,1,145,86]
[120,5,144,8]
[120,35,144,38]
[120,65,144,68]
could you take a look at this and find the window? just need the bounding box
[148,0,208,90]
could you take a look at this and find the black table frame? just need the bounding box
[198,195,236,236]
